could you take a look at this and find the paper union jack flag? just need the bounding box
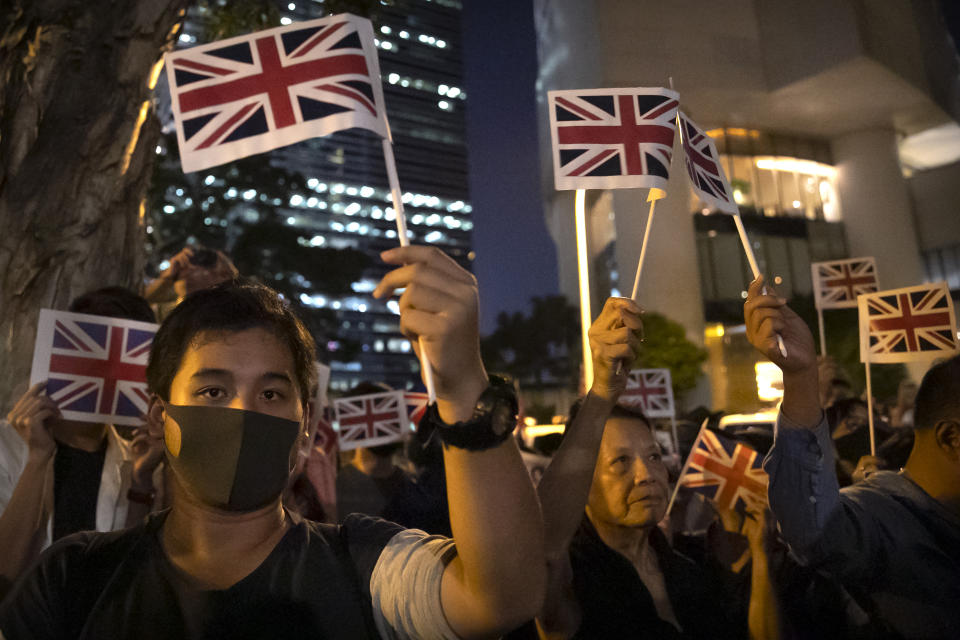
[812,257,879,310]
[679,112,738,214]
[165,14,388,173]
[619,369,675,418]
[334,390,408,450]
[548,87,679,191]
[680,429,768,512]
[403,390,431,427]
[29,310,158,426]
[858,282,958,363]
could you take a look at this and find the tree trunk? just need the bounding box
[0,0,190,413]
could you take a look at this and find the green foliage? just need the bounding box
[789,294,907,401]
[481,295,581,388]
[632,312,708,397]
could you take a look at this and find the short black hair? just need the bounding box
[566,397,652,431]
[825,397,868,431]
[914,355,960,431]
[69,287,155,323]
[146,279,317,406]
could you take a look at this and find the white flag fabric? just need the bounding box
[678,112,738,214]
[858,281,959,363]
[165,13,388,173]
[548,87,679,192]
[812,257,879,310]
[619,368,675,418]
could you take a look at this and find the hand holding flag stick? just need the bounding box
[733,214,788,359]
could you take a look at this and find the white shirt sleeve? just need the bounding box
[369,528,461,640]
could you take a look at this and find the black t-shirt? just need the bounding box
[569,517,741,640]
[0,511,404,640]
[52,441,107,541]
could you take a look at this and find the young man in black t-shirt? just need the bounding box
[0,246,545,639]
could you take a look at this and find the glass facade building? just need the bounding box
[161,0,472,392]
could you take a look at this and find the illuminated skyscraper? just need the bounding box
[162,0,472,392]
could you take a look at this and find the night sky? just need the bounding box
[461,0,560,334]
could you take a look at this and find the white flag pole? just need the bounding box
[382,136,437,404]
[630,198,657,301]
[817,305,828,357]
[665,417,708,517]
[575,188,594,390]
[865,361,876,456]
[669,413,680,462]
[733,213,788,358]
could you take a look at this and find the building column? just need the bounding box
[832,128,924,288]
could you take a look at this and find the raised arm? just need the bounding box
[535,298,642,637]
[0,383,59,596]
[538,298,642,561]
[374,246,545,638]
[744,276,874,575]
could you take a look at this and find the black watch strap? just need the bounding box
[427,375,518,451]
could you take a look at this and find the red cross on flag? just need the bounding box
[619,368,675,418]
[29,310,158,426]
[812,257,879,310]
[165,13,388,173]
[858,281,959,363]
[678,112,739,214]
[334,390,409,450]
[679,429,768,512]
[547,87,679,192]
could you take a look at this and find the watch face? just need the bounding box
[492,403,514,436]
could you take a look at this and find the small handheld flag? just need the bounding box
[858,281,958,364]
[678,428,768,513]
[548,87,679,192]
[620,369,675,418]
[813,258,879,310]
[334,390,409,450]
[29,310,158,426]
[165,13,387,173]
[679,111,737,214]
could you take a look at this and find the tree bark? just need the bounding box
[0,0,190,413]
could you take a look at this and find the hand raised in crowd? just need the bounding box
[129,424,164,493]
[851,454,883,484]
[6,382,59,460]
[373,246,487,422]
[744,275,816,373]
[588,297,644,403]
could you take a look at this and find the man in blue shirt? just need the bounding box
[744,275,960,639]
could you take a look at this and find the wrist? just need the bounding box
[436,364,488,423]
[26,446,55,465]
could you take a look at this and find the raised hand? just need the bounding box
[744,275,816,373]
[6,382,59,460]
[588,297,643,403]
[373,246,487,422]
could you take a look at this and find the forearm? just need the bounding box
[781,366,821,428]
[442,437,546,635]
[537,391,613,560]
[747,550,779,640]
[0,456,53,584]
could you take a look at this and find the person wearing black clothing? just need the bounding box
[0,246,546,639]
[532,298,776,639]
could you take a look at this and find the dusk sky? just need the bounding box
[461,0,560,334]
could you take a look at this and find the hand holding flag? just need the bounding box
[743,276,816,374]
[587,297,644,403]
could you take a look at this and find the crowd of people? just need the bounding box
[0,246,957,639]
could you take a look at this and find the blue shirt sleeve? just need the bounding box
[763,411,882,583]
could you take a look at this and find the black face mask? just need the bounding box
[164,404,302,512]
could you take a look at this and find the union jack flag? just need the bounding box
[679,429,768,512]
[620,368,675,418]
[679,112,738,214]
[29,310,158,427]
[334,390,408,450]
[858,282,958,363]
[548,87,679,191]
[165,13,388,173]
[403,390,431,427]
[812,257,879,310]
